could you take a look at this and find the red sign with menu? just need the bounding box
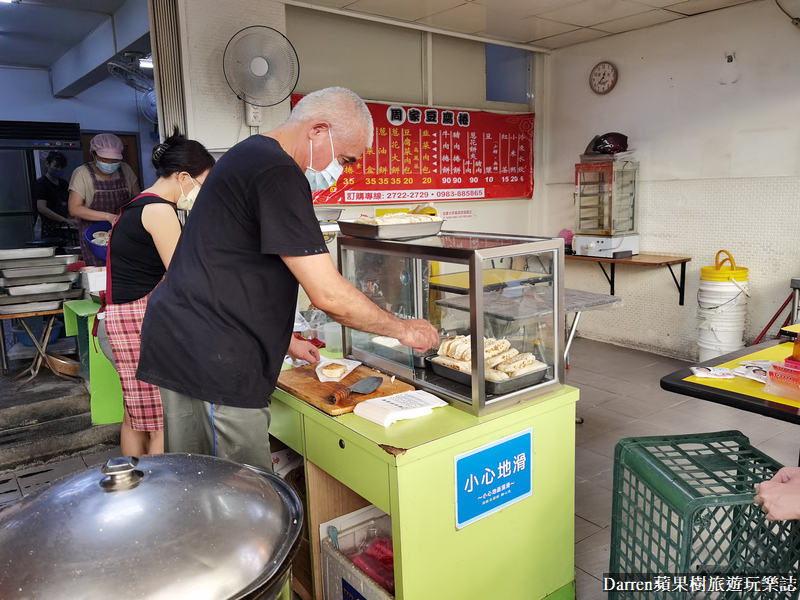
[292,96,534,205]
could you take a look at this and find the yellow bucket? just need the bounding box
[700,250,749,282]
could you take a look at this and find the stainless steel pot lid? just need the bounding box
[0,454,303,600]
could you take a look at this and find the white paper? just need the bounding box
[315,358,361,383]
[354,390,448,427]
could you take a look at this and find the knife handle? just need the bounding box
[329,387,351,405]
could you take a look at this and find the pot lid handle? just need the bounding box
[99,456,143,491]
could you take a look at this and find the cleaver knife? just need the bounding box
[328,376,382,405]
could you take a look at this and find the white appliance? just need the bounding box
[572,234,640,258]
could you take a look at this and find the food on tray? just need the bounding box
[485,369,509,382]
[438,335,499,362]
[322,362,347,378]
[356,213,442,225]
[431,355,471,373]
[372,336,403,349]
[486,348,519,369]
[436,336,546,380]
[484,338,511,360]
[92,231,109,240]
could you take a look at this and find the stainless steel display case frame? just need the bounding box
[338,231,565,416]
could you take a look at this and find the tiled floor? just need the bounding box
[3,337,800,600]
[568,338,800,600]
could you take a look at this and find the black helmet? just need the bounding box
[591,132,628,155]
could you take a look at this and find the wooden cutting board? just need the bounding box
[277,364,414,415]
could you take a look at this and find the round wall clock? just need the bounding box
[589,61,618,95]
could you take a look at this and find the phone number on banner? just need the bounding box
[345,188,485,202]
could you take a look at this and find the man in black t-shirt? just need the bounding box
[34,151,75,238]
[138,87,438,471]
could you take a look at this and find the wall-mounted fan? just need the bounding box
[223,26,300,128]
[108,52,154,94]
[139,90,159,124]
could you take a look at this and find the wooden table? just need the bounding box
[0,308,75,387]
[566,253,691,305]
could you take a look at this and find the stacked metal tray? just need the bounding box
[337,219,444,240]
[0,248,82,315]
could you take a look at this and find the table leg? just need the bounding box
[610,263,615,296]
[14,316,74,389]
[565,311,582,367]
[0,321,8,376]
[679,262,686,306]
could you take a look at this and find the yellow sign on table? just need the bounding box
[683,342,800,408]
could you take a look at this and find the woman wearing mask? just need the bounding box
[34,151,76,238]
[68,133,140,266]
[105,130,214,456]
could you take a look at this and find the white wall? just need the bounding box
[1,67,158,186]
[543,0,800,358]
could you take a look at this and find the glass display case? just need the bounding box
[338,232,565,416]
[574,159,638,237]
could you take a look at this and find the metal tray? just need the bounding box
[0,247,55,261]
[337,219,443,240]
[426,356,549,395]
[7,282,72,296]
[0,300,62,315]
[0,254,78,270]
[314,207,343,222]
[356,341,430,368]
[0,288,82,306]
[0,272,79,287]
[0,265,68,278]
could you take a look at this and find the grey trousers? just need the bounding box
[159,387,273,473]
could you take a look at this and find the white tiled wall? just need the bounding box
[565,176,800,359]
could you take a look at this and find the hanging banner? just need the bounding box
[292,96,534,205]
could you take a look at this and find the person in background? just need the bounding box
[137,87,438,473]
[68,133,140,266]
[755,467,800,520]
[35,151,77,238]
[105,129,214,457]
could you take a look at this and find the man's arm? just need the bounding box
[281,253,439,352]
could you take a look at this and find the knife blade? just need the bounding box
[328,376,382,405]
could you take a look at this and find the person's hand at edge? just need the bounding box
[755,479,800,521]
[396,319,439,353]
[288,336,320,364]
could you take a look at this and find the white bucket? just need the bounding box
[697,339,745,362]
[698,325,744,345]
[697,277,748,359]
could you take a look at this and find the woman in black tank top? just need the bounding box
[105,129,215,457]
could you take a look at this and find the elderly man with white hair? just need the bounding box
[138,87,438,470]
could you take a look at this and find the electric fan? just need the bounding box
[222,26,300,127]
[108,52,154,93]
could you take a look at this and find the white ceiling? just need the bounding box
[0,0,126,68]
[294,0,761,49]
[0,0,784,72]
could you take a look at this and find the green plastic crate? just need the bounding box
[609,430,800,599]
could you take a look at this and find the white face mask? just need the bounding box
[177,176,201,211]
[96,160,120,175]
[305,130,343,192]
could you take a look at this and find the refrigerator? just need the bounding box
[0,121,83,249]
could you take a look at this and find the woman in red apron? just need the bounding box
[67,133,140,266]
[105,130,214,456]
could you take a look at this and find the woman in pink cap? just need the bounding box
[68,133,140,266]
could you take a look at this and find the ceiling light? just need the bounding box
[0,0,19,4]
[139,56,153,69]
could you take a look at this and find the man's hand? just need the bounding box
[288,336,320,364]
[396,319,439,353]
[755,479,800,521]
[768,466,800,485]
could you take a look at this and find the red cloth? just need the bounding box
[352,538,394,594]
[105,294,163,431]
[293,332,325,349]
